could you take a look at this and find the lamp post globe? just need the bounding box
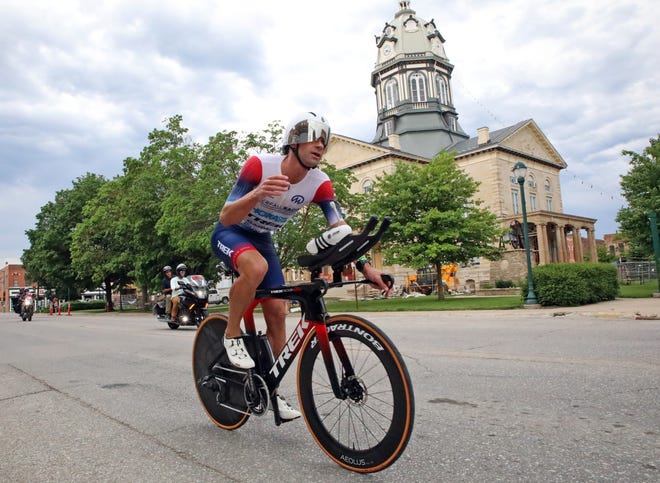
[513,162,538,305]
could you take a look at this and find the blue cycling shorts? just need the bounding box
[210,222,284,289]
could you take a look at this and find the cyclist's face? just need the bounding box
[295,138,326,168]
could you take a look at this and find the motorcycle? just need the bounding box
[20,293,35,322]
[153,274,209,330]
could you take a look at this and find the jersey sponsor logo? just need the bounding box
[216,240,233,257]
[253,207,288,224]
[291,195,305,204]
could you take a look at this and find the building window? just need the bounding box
[384,119,394,136]
[546,196,553,211]
[530,193,537,211]
[409,73,427,102]
[362,179,373,194]
[384,78,399,109]
[544,179,551,192]
[435,74,449,104]
[512,190,520,214]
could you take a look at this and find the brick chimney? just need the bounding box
[388,133,401,150]
[477,127,490,145]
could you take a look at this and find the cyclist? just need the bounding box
[211,112,391,420]
[170,263,190,322]
[161,266,174,317]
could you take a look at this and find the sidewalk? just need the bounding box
[540,296,659,320]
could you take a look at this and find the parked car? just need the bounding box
[208,283,230,305]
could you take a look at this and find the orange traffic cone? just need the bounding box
[49,304,53,316]
[57,303,61,316]
[67,303,71,316]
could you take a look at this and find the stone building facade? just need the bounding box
[324,1,598,289]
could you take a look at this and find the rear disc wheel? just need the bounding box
[193,314,250,430]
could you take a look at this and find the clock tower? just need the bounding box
[372,1,468,157]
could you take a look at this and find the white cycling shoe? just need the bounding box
[275,395,301,421]
[223,336,255,369]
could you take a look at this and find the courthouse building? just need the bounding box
[324,1,598,289]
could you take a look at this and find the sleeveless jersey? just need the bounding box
[226,154,342,233]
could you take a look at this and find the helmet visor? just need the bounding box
[288,120,330,147]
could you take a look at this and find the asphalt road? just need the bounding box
[0,308,658,482]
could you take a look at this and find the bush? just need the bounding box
[69,300,107,311]
[522,263,618,306]
[495,280,515,288]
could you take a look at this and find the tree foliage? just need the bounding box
[22,173,107,299]
[615,135,660,258]
[365,151,503,298]
[23,115,318,305]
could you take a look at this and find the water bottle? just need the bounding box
[306,225,353,255]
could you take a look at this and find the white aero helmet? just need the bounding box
[282,112,331,153]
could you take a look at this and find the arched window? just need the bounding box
[362,179,374,194]
[409,73,427,102]
[435,74,449,104]
[384,78,399,109]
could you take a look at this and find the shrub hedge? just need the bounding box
[522,263,618,306]
[69,300,107,311]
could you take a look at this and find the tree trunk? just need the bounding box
[436,262,445,300]
[104,275,114,311]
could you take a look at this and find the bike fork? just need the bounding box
[315,325,350,400]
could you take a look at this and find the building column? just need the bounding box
[572,227,584,262]
[537,223,548,265]
[587,227,598,262]
[556,225,567,262]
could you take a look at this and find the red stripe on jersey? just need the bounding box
[312,180,336,203]
[240,156,263,185]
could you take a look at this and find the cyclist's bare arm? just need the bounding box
[220,175,290,226]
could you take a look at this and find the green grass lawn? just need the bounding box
[617,280,659,298]
[324,295,523,312]
[68,279,658,314]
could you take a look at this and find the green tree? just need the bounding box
[366,152,503,299]
[616,135,660,258]
[70,178,134,310]
[22,173,107,299]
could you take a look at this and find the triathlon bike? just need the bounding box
[192,217,414,473]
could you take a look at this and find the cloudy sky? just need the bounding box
[2,0,659,262]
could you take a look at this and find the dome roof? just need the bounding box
[376,1,447,61]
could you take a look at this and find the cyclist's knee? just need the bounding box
[236,251,268,285]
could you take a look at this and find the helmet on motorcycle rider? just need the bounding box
[162,265,172,273]
[176,263,187,275]
[282,112,331,154]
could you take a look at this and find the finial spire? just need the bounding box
[399,1,410,10]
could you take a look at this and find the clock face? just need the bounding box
[383,44,392,57]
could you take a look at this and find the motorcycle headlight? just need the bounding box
[195,290,205,298]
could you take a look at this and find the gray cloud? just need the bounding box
[1,0,659,260]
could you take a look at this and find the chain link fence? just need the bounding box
[616,261,657,284]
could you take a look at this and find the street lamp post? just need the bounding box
[513,161,539,305]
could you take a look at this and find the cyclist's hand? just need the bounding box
[256,175,290,200]
[363,265,393,298]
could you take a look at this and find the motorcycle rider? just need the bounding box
[161,266,174,316]
[211,112,391,420]
[170,263,190,322]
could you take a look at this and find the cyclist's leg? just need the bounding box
[227,250,267,338]
[211,224,268,339]
[258,242,287,353]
